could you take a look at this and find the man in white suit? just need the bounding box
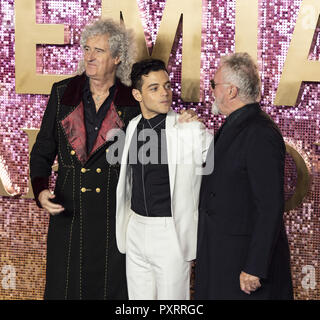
[116,59,212,299]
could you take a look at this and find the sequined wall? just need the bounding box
[0,0,319,300]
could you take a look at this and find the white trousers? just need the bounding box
[126,212,191,300]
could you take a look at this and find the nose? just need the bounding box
[160,86,170,96]
[85,49,95,61]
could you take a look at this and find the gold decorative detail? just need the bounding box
[20,129,39,199]
[102,0,202,102]
[70,150,75,155]
[102,0,149,61]
[117,111,122,116]
[81,168,86,173]
[106,149,109,153]
[81,187,86,193]
[96,188,101,193]
[20,128,59,199]
[274,0,320,106]
[15,0,69,94]
[284,143,311,211]
[235,0,258,62]
[96,168,102,173]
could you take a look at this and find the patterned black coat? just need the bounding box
[30,74,140,299]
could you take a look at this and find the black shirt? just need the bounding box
[130,113,172,217]
[82,77,116,154]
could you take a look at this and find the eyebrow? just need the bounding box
[84,45,105,51]
[147,81,171,89]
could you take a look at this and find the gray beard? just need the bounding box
[211,100,220,115]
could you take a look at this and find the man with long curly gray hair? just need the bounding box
[78,19,136,86]
[30,18,140,300]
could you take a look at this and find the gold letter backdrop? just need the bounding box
[0,0,319,299]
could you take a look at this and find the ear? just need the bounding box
[114,56,121,65]
[229,85,238,100]
[132,88,142,102]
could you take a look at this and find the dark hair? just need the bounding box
[130,59,168,90]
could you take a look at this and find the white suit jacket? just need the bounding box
[116,110,213,261]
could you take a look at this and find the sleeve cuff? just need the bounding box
[31,177,49,208]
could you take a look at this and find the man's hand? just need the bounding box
[178,109,203,123]
[38,189,64,215]
[240,271,261,295]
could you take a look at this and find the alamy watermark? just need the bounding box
[105,127,214,176]
[301,265,317,290]
[1,265,16,290]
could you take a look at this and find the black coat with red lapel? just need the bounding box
[194,103,293,300]
[30,73,140,300]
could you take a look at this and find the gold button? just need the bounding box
[118,111,122,116]
[96,188,101,193]
[81,168,86,173]
[106,149,109,153]
[81,187,86,193]
[70,150,75,155]
[96,168,101,173]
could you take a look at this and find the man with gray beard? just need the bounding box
[195,52,293,299]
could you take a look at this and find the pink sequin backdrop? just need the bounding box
[0,0,319,299]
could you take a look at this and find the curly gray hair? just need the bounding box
[78,19,136,86]
[220,52,261,103]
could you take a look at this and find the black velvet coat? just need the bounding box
[30,74,139,299]
[195,103,293,300]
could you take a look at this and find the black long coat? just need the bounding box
[195,103,293,300]
[30,74,139,299]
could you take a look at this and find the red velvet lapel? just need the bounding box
[61,102,88,164]
[88,102,124,158]
[60,101,125,165]
[59,74,137,165]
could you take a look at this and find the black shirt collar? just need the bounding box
[225,102,260,127]
[140,113,167,128]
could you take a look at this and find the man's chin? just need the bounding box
[160,104,171,113]
[85,70,97,78]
